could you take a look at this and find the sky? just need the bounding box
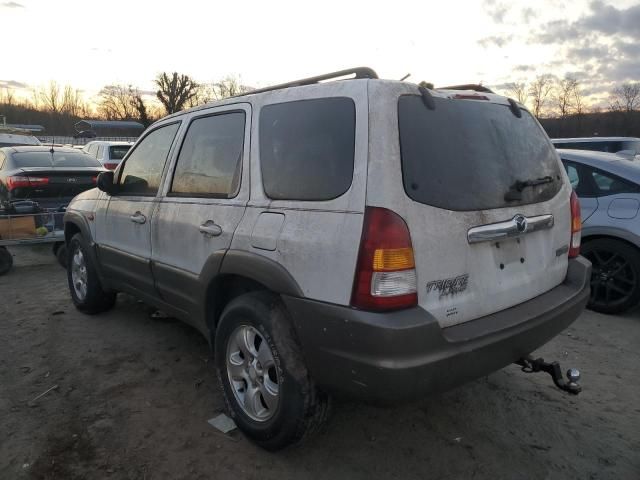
[1,0,639,106]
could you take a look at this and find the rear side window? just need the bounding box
[590,170,639,196]
[260,98,355,201]
[398,95,562,211]
[170,112,245,197]
[119,122,180,195]
[109,145,130,160]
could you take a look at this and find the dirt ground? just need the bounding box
[1,245,639,480]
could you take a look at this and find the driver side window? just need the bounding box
[118,122,180,196]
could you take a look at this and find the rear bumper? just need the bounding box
[283,257,591,404]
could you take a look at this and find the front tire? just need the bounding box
[582,238,640,314]
[214,291,329,450]
[67,234,116,314]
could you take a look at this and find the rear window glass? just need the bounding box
[398,95,562,211]
[12,151,102,168]
[260,97,355,201]
[109,145,131,160]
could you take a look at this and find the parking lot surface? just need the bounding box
[1,246,639,479]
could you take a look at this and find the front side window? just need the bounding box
[260,97,355,201]
[118,122,180,196]
[564,164,580,189]
[170,112,245,197]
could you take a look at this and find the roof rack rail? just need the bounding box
[234,67,378,97]
[438,84,495,94]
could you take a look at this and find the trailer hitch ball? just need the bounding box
[567,368,580,384]
[515,356,582,395]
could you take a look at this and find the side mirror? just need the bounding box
[97,171,117,195]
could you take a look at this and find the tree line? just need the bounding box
[2,71,639,138]
[501,76,640,138]
[0,72,252,135]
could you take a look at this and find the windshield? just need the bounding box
[398,95,562,211]
[109,145,131,160]
[13,151,102,168]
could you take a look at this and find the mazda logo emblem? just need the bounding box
[514,214,528,233]
[68,178,77,183]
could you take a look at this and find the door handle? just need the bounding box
[130,211,147,224]
[199,221,222,237]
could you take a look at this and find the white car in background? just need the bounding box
[82,141,133,170]
[0,131,42,147]
[551,137,640,161]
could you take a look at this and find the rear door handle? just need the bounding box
[199,221,222,237]
[130,211,147,224]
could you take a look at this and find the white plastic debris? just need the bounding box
[208,414,237,434]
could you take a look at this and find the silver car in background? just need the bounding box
[559,149,640,313]
[553,137,640,161]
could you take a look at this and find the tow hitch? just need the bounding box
[515,356,582,395]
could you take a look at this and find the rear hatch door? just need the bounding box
[392,90,572,327]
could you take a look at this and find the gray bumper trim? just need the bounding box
[283,257,591,403]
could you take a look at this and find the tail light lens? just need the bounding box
[569,190,581,258]
[6,176,49,190]
[351,207,418,311]
[104,163,119,170]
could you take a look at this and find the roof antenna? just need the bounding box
[399,73,411,81]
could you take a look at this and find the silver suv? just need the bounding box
[63,68,590,450]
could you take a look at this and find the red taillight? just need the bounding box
[27,177,49,187]
[351,207,418,311]
[569,190,581,258]
[6,176,49,190]
[104,163,119,170]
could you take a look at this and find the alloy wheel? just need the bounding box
[584,248,637,311]
[226,325,280,422]
[71,248,88,301]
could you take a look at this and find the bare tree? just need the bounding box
[155,72,199,114]
[39,81,62,113]
[507,82,528,105]
[30,88,40,110]
[97,84,137,120]
[0,87,16,106]
[210,76,252,100]
[610,83,640,112]
[553,77,578,120]
[572,81,585,116]
[61,86,85,117]
[528,75,554,118]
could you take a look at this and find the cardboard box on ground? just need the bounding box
[0,216,37,240]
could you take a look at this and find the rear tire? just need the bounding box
[214,291,330,451]
[67,233,116,314]
[0,247,13,276]
[582,238,640,314]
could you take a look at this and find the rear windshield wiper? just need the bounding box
[504,176,554,201]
